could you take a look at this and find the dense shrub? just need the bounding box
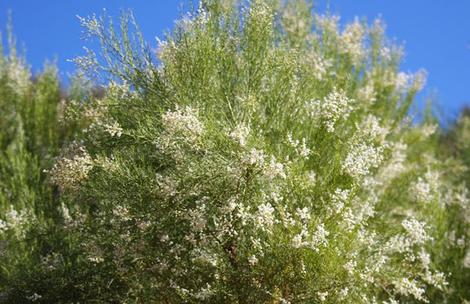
[0,30,91,302]
[1,1,469,303]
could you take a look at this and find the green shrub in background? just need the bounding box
[438,109,470,303]
[0,27,89,302]
[1,0,470,303]
[0,29,60,296]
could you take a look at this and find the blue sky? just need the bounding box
[1,1,469,120]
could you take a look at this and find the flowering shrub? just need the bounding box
[0,29,90,302]
[1,1,469,303]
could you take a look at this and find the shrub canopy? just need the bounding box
[0,1,469,303]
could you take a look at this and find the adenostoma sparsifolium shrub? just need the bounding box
[0,28,97,303]
[1,0,470,303]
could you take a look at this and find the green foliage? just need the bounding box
[0,30,83,302]
[0,1,469,303]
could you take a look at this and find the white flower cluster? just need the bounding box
[107,81,136,100]
[316,15,340,35]
[77,14,101,38]
[159,106,204,153]
[453,184,469,209]
[422,266,448,290]
[89,119,123,138]
[156,174,178,198]
[265,156,287,180]
[339,19,365,65]
[463,250,470,268]
[402,218,431,245]
[50,146,94,191]
[162,106,204,139]
[242,148,265,167]
[26,293,42,302]
[394,277,427,302]
[394,70,427,93]
[188,205,207,233]
[176,4,210,32]
[356,81,377,104]
[287,134,311,158]
[384,218,432,257]
[0,207,30,237]
[420,124,438,138]
[317,291,329,302]
[248,0,274,26]
[412,170,440,203]
[413,178,432,203]
[395,72,412,92]
[296,207,311,222]
[292,222,329,252]
[256,203,276,232]
[229,124,250,147]
[379,141,408,183]
[343,143,384,179]
[242,148,287,180]
[308,89,354,132]
[6,60,31,95]
[306,51,332,80]
[101,120,123,138]
[357,115,389,143]
[330,188,350,214]
[311,223,329,250]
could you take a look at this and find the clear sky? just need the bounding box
[1,1,469,120]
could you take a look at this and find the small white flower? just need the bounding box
[248,255,259,266]
[26,293,42,302]
[243,148,265,167]
[344,259,356,275]
[299,138,311,158]
[88,256,104,263]
[230,124,250,147]
[339,287,349,299]
[317,291,329,302]
[463,250,470,268]
[296,207,311,221]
